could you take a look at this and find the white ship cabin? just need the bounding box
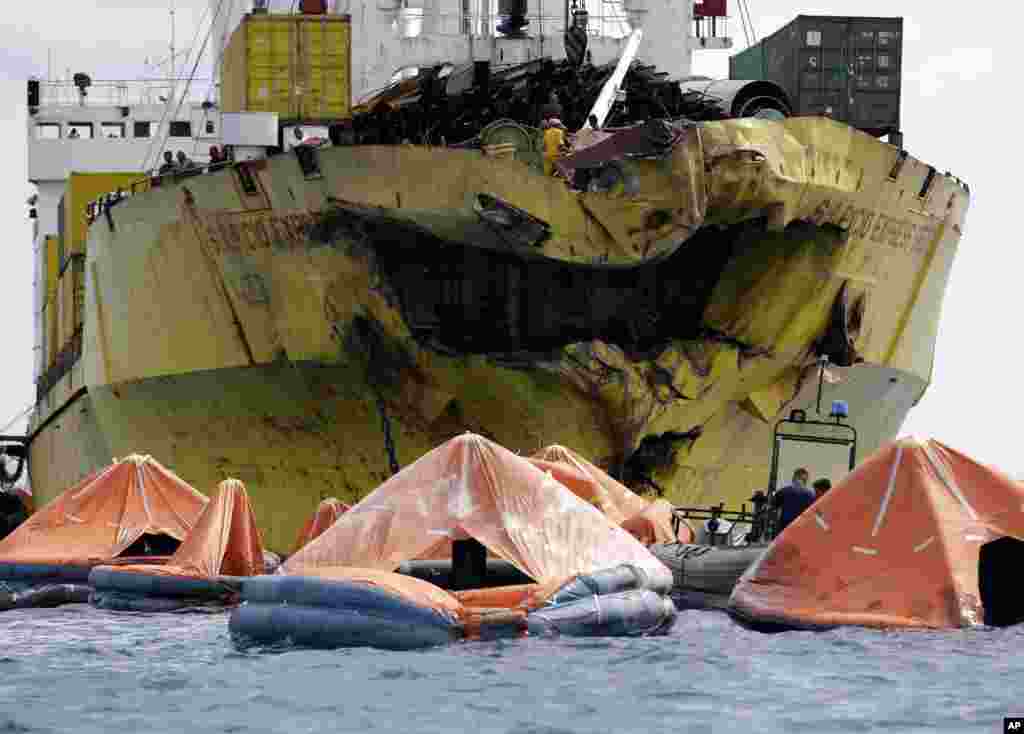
[27,77,222,184]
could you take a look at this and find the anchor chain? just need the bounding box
[372,386,400,477]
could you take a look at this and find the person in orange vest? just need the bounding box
[543,117,568,176]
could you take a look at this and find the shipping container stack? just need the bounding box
[729,15,902,144]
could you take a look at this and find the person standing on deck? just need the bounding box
[813,478,832,501]
[158,151,175,175]
[771,467,815,535]
[543,118,567,176]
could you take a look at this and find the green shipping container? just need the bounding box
[728,15,902,138]
[729,45,765,81]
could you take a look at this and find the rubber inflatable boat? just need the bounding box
[0,455,208,610]
[91,478,265,612]
[649,542,766,610]
[729,438,1024,632]
[231,563,676,650]
[230,434,678,650]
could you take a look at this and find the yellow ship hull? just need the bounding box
[27,118,969,554]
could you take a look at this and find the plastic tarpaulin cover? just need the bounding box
[294,497,350,553]
[0,455,207,567]
[529,445,683,544]
[109,478,265,580]
[284,434,669,586]
[729,437,1024,630]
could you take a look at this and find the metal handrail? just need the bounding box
[84,159,236,225]
[33,78,212,108]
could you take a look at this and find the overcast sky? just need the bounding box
[0,2,1014,472]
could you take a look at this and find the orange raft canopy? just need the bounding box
[729,437,1024,631]
[90,478,265,611]
[231,434,676,650]
[0,455,208,584]
[293,497,350,553]
[529,444,689,544]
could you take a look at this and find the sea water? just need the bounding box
[0,604,1019,733]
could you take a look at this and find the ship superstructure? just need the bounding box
[22,2,969,553]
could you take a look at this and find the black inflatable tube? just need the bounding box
[395,560,534,589]
[0,563,93,583]
[669,588,732,612]
[527,589,677,637]
[727,604,838,634]
[89,567,240,601]
[90,590,232,613]
[230,602,460,650]
[241,575,459,628]
[648,543,767,608]
[0,583,92,612]
[231,570,677,650]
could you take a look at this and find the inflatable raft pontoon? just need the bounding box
[91,478,265,612]
[230,434,678,649]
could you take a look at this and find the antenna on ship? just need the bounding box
[170,0,177,101]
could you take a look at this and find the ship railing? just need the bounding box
[32,79,211,108]
[671,502,774,546]
[36,327,82,403]
[84,160,236,225]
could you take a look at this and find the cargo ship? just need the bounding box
[18,0,970,553]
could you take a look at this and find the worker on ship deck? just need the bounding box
[543,117,568,176]
[813,478,832,501]
[771,467,815,535]
[158,151,175,176]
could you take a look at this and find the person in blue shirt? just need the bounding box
[771,467,815,535]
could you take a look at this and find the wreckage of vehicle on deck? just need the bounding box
[343,52,794,147]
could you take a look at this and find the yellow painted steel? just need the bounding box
[221,13,351,121]
[28,116,970,553]
[44,235,59,305]
[44,235,60,367]
[58,265,73,352]
[63,172,143,259]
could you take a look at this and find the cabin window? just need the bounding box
[134,121,153,138]
[857,30,874,44]
[35,123,61,140]
[169,120,192,138]
[101,122,125,139]
[876,75,890,89]
[205,120,216,135]
[66,122,93,139]
[806,30,821,47]
[877,54,890,69]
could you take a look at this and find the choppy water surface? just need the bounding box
[0,604,1019,733]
